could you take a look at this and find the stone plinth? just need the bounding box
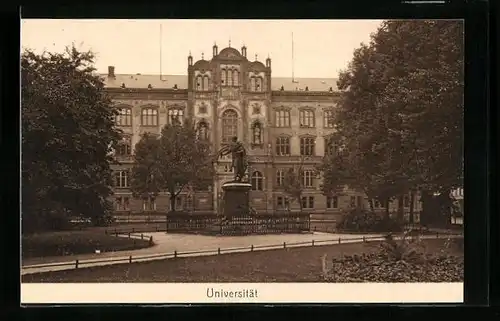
[221,181,252,218]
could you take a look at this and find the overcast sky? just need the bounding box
[21,19,383,78]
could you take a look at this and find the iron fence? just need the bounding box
[166,212,311,235]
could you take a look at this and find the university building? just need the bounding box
[103,44,418,221]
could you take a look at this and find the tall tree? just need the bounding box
[131,119,215,212]
[130,133,162,204]
[21,46,121,233]
[319,20,464,226]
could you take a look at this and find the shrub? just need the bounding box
[322,233,464,282]
[323,252,464,282]
[379,231,425,262]
[338,209,403,233]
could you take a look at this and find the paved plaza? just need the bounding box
[22,232,384,275]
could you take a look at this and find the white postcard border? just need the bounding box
[21,283,464,304]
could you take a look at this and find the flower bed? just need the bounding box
[322,233,464,282]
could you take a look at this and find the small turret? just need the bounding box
[213,42,218,57]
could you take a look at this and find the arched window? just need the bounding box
[300,137,315,156]
[275,109,290,127]
[195,76,202,91]
[116,135,132,157]
[276,136,290,156]
[233,70,239,86]
[250,77,256,91]
[227,69,233,87]
[299,109,315,127]
[323,110,335,128]
[221,109,238,143]
[168,108,184,125]
[324,136,338,156]
[141,108,158,126]
[300,170,315,188]
[252,121,262,145]
[116,107,132,126]
[114,170,130,188]
[221,69,228,87]
[255,77,262,91]
[197,121,209,140]
[251,171,263,191]
[203,76,209,91]
[276,169,285,186]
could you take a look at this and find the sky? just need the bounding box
[21,19,383,78]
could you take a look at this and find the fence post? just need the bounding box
[141,233,144,240]
[338,237,341,244]
[312,240,315,246]
[174,250,177,258]
[128,232,131,238]
[283,242,286,249]
[129,255,132,263]
[218,248,221,255]
[251,244,254,251]
[115,232,118,237]
[75,260,79,269]
[363,236,366,243]
[437,231,439,238]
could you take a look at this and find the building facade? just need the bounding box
[104,44,418,221]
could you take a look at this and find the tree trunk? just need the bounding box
[420,190,434,228]
[170,195,176,213]
[397,194,404,221]
[409,191,415,224]
[437,191,452,228]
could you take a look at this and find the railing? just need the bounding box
[166,212,311,235]
[22,230,464,272]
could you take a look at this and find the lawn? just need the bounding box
[22,230,153,259]
[22,238,463,283]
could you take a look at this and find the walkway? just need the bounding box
[22,232,382,274]
[21,231,462,275]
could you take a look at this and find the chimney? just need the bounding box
[108,66,115,78]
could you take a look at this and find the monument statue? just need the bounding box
[217,136,248,182]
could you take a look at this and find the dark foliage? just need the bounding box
[22,46,121,233]
[338,209,404,232]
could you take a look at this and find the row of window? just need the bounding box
[116,195,339,211]
[275,109,335,128]
[116,108,185,127]
[115,196,190,211]
[115,108,335,129]
[114,169,317,190]
[115,194,419,212]
[115,134,338,158]
[194,73,264,91]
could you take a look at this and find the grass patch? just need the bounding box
[22,230,153,259]
[22,238,463,283]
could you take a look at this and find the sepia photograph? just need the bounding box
[21,19,464,303]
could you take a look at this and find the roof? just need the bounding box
[100,73,339,92]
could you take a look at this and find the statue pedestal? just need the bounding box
[221,182,252,218]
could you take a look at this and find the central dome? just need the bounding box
[217,47,245,60]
